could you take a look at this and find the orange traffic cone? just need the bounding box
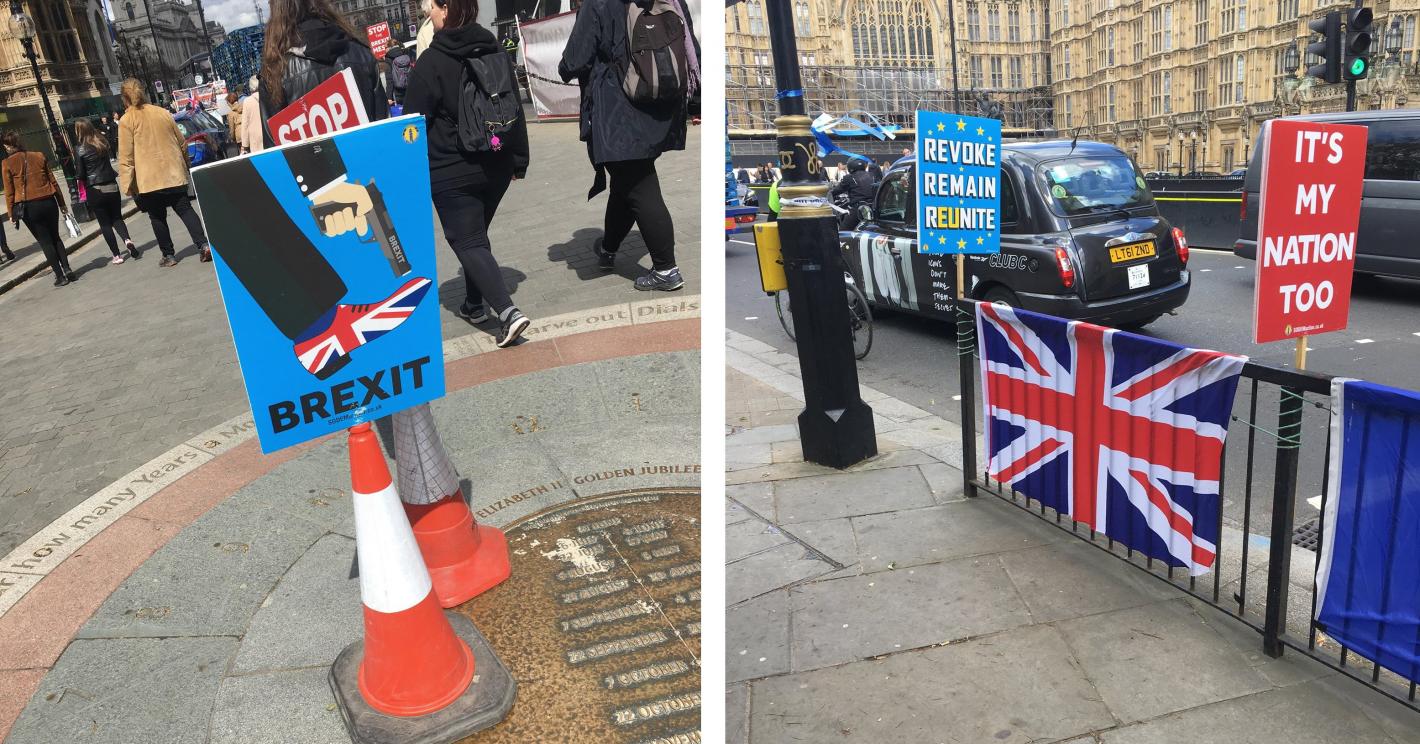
[392,403,510,607]
[347,422,474,716]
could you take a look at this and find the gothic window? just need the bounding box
[967,3,980,41]
[794,1,811,36]
[849,0,935,66]
[987,4,1000,41]
[747,0,764,35]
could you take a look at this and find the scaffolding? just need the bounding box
[727,64,1058,138]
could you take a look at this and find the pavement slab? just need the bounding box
[773,465,935,524]
[727,590,791,684]
[210,667,350,744]
[7,636,238,744]
[750,624,1115,744]
[1056,599,1273,724]
[788,555,1035,673]
[850,498,1068,573]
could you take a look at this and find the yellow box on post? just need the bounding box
[754,222,787,294]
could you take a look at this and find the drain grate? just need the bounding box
[1292,517,1321,551]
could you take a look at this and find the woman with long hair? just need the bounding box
[257,0,386,148]
[117,79,209,267]
[2,132,74,285]
[74,118,138,264]
[404,0,533,347]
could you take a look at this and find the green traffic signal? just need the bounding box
[1350,57,1368,77]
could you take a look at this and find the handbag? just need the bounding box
[62,205,79,238]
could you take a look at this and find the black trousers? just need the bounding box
[603,158,676,271]
[87,188,131,256]
[431,170,514,315]
[19,197,68,277]
[137,186,207,257]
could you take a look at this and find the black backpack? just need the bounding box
[450,50,522,153]
[622,0,688,104]
[390,52,412,91]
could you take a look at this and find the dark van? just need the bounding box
[1235,109,1420,278]
[844,140,1191,328]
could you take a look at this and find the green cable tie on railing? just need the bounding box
[1230,414,1302,449]
[954,303,976,357]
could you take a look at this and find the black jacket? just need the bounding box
[75,143,117,186]
[833,169,876,207]
[558,0,698,168]
[259,18,388,148]
[404,23,530,183]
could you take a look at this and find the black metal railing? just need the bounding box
[953,297,1420,713]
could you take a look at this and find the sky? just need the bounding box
[199,0,269,31]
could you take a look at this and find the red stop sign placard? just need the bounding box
[1253,119,1368,344]
[266,68,370,146]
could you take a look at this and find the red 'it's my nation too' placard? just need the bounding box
[1253,119,1368,344]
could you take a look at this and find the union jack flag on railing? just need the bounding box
[977,303,1247,575]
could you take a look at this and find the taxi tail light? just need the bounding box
[1239,195,1247,222]
[1172,227,1189,265]
[1053,246,1075,289]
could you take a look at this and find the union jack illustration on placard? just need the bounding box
[976,303,1247,575]
[293,276,433,378]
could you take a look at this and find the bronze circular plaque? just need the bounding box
[456,489,701,744]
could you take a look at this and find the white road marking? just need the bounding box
[745,316,758,320]
[728,238,755,246]
[952,395,962,401]
[1234,266,1245,269]
[1356,338,1375,344]
[1308,495,1323,510]
[1200,269,1212,272]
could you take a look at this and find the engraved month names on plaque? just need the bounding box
[454,489,701,744]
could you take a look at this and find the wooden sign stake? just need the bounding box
[956,254,966,300]
[1295,335,1309,371]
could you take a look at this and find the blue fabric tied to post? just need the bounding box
[1316,378,1420,681]
[810,110,897,164]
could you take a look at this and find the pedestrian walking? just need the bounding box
[225,92,243,156]
[99,113,120,155]
[2,132,75,286]
[0,213,15,265]
[117,79,209,267]
[560,0,700,291]
[240,76,264,155]
[387,44,414,105]
[404,0,533,347]
[74,118,138,264]
[257,0,387,150]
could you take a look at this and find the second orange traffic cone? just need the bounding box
[392,403,511,607]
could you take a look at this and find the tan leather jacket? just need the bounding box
[118,103,190,195]
[2,150,62,215]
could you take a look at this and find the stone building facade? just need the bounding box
[0,0,119,146]
[727,0,1420,171]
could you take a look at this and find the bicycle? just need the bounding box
[774,272,873,360]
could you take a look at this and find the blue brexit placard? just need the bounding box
[915,110,1001,255]
[1316,378,1420,680]
[192,116,444,453]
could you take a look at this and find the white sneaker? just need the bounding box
[110,254,125,265]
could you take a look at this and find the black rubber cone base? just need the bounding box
[329,613,516,744]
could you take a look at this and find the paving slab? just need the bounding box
[998,540,1179,623]
[726,515,792,564]
[1101,678,1414,744]
[726,683,750,744]
[727,541,838,607]
[726,483,774,520]
[7,636,238,744]
[210,667,348,744]
[850,498,1067,574]
[774,465,935,524]
[1057,598,1272,723]
[727,590,791,684]
[750,624,1114,744]
[789,555,1033,672]
[783,516,857,567]
[229,533,361,675]
[76,499,327,639]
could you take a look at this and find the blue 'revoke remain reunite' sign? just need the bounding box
[915,111,1002,256]
[192,116,445,453]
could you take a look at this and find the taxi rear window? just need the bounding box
[1039,156,1152,216]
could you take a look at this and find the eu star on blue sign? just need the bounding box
[915,110,1002,255]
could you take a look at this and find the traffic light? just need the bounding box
[1307,11,1342,84]
[1345,7,1374,80]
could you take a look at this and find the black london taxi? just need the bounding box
[842,140,1191,328]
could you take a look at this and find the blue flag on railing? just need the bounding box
[1316,379,1420,680]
